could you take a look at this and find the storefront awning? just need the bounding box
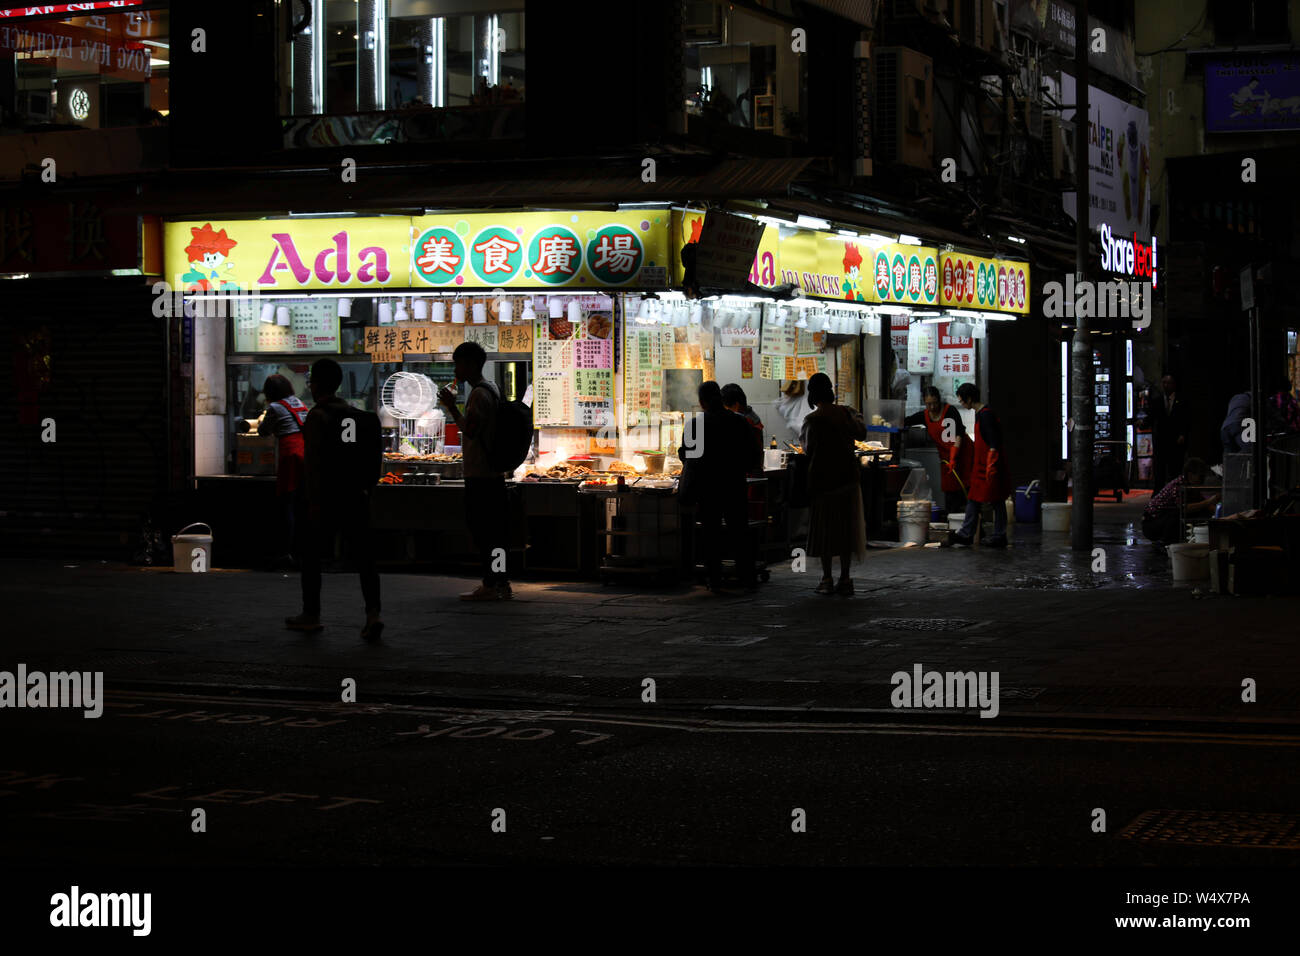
[128,157,817,219]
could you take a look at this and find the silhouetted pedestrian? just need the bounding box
[286,358,383,640]
[679,381,755,591]
[721,382,764,474]
[802,372,867,594]
[1144,374,1188,490]
[438,342,512,601]
[258,374,307,565]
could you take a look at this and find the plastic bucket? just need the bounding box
[1169,542,1211,581]
[1042,502,1070,532]
[172,522,212,573]
[1014,480,1043,523]
[897,499,932,545]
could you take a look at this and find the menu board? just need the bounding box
[759,317,825,359]
[235,299,340,354]
[625,327,666,426]
[759,353,829,380]
[531,312,615,427]
[663,324,705,370]
[364,321,533,363]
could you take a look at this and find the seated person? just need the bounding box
[1142,457,1219,546]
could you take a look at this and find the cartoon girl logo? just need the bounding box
[841,242,865,302]
[181,223,239,292]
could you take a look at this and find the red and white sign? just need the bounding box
[1099,222,1158,289]
[890,315,909,351]
[937,322,974,377]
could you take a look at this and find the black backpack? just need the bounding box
[321,403,384,494]
[473,383,534,474]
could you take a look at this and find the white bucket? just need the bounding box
[898,499,932,546]
[1042,502,1070,532]
[172,522,212,573]
[1190,525,1209,544]
[1169,542,1211,581]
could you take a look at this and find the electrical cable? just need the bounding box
[1136,4,1208,56]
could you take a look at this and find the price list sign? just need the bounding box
[624,328,666,426]
[531,314,614,426]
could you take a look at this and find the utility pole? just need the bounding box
[1070,0,1094,550]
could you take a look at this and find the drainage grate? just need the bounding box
[1118,810,1300,849]
[860,619,981,632]
[664,634,768,647]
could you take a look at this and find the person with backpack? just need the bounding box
[438,341,523,601]
[256,373,308,565]
[286,358,384,640]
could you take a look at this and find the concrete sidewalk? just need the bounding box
[5,496,1296,723]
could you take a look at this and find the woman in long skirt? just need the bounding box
[801,373,867,594]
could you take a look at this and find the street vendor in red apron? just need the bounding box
[258,374,308,564]
[946,382,1012,549]
[905,386,973,515]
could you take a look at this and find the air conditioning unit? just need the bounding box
[1042,115,1071,181]
[1024,97,1044,138]
[874,47,934,170]
[685,0,722,37]
[958,0,998,53]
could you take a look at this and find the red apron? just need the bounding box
[925,404,972,494]
[275,400,307,495]
[968,406,1012,503]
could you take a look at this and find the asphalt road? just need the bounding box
[4,685,1299,867]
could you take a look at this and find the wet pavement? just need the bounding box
[3,493,1295,723]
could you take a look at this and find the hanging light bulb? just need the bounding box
[520,298,536,322]
[689,303,703,325]
[499,299,513,324]
[395,298,410,322]
[795,309,809,329]
[276,305,293,327]
[451,301,466,324]
[431,300,446,323]
[259,302,276,324]
[472,302,487,324]
[337,297,353,318]
[413,298,429,320]
[549,296,564,319]
[568,299,582,325]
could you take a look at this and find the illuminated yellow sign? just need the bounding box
[165,212,671,292]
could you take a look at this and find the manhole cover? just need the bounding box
[1119,810,1300,849]
[860,619,981,632]
[664,635,768,647]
